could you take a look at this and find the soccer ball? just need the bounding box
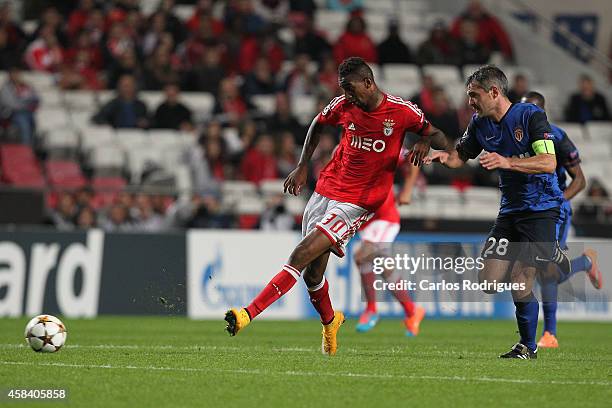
[24,315,67,353]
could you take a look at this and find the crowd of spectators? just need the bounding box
[0,0,610,231]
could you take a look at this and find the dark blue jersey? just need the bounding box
[456,103,564,214]
[550,124,581,192]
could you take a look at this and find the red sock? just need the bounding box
[387,275,415,317]
[359,266,377,313]
[245,264,300,320]
[308,278,334,324]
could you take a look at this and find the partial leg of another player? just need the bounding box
[355,241,424,336]
[355,241,380,332]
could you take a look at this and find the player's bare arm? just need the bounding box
[563,164,586,200]
[284,117,323,196]
[407,124,450,166]
[480,150,556,173]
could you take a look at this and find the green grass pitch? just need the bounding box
[0,317,610,407]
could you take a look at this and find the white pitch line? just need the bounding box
[1,343,482,356]
[1,343,314,353]
[1,361,610,387]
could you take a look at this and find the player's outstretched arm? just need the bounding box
[284,117,324,196]
[425,149,466,168]
[407,124,452,166]
[481,133,557,174]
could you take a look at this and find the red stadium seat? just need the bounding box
[0,144,46,188]
[45,160,87,189]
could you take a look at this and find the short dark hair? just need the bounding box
[338,57,374,81]
[523,91,545,109]
[465,65,508,96]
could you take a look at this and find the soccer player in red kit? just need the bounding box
[355,160,426,336]
[224,57,448,355]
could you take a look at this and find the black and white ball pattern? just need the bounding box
[24,315,67,353]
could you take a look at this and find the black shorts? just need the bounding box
[481,208,561,268]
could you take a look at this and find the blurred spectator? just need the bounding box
[289,0,317,17]
[410,75,437,116]
[101,203,133,231]
[576,179,612,220]
[152,83,194,131]
[326,0,363,11]
[76,206,97,229]
[377,19,413,65]
[103,22,135,69]
[507,73,529,103]
[75,186,94,210]
[187,136,222,196]
[106,47,143,90]
[0,27,20,70]
[143,47,180,90]
[0,67,40,145]
[317,55,339,97]
[450,0,514,62]
[157,0,186,44]
[260,194,295,230]
[166,194,232,229]
[456,19,490,66]
[290,13,331,64]
[204,136,228,181]
[24,24,64,72]
[123,8,146,41]
[59,30,104,90]
[241,133,278,184]
[266,93,305,144]
[93,74,149,128]
[31,6,67,46]
[238,119,259,153]
[238,28,285,74]
[186,0,224,37]
[242,57,278,98]
[132,193,165,231]
[224,0,266,37]
[427,87,461,141]
[277,130,298,177]
[49,192,78,230]
[187,45,226,95]
[416,21,459,66]
[83,8,106,44]
[65,29,104,71]
[142,11,169,57]
[282,53,316,97]
[0,2,26,55]
[333,14,377,65]
[254,0,290,26]
[213,77,250,124]
[564,74,611,123]
[67,0,97,37]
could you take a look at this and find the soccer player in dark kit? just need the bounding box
[426,65,572,359]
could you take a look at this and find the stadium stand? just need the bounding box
[0,0,609,234]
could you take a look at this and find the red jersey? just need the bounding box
[315,94,427,211]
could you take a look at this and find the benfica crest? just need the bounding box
[514,127,524,142]
[383,118,395,136]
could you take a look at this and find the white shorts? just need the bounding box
[359,220,400,243]
[302,192,372,257]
